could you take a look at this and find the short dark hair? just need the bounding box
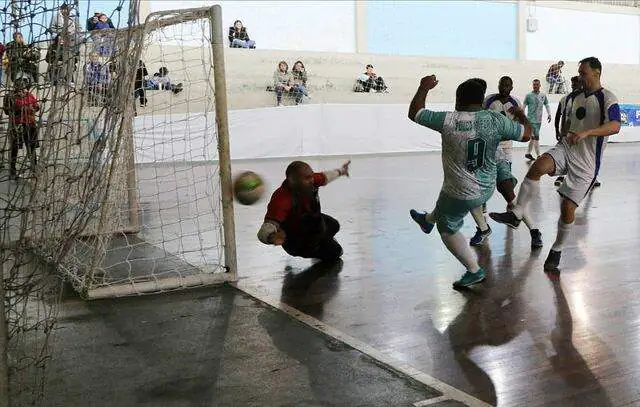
[286,161,310,178]
[580,56,602,72]
[456,79,486,106]
[499,76,513,84]
[533,79,540,83]
[366,64,373,69]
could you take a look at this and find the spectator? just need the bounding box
[83,52,110,106]
[0,42,5,87]
[356,64,387,93]
[146,67,183,94]
[49,3,80,40]
[273,61,291,107]
[546,60,565,94]
[134,60,148,107]
[228,20,256,49]
[6,32,40,85]
[90,14,118,57]
[2,77,39,180]
[46,35,77,87]
[87,12,114,31]
[291,60,309,105]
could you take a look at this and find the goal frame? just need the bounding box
[84,4,238,298]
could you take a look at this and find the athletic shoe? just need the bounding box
[530,229,543,248]
[544,249,561,271]
[409,209,434,234]
[453,268,486,289]
[525,153,535,161]
[470,226,492,246]
[489,211,521,229]
[594,180,601,187]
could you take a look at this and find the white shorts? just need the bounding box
[545,143,598,206]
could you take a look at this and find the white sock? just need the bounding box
[551,220,573,251]
[521,212,536,230]
[534,140,541,157]
[527,141,533,154]
[511,178,538,219]
[441,231,480,273]
[470,206,489,231]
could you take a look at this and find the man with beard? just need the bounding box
[257,160,351,261]
[469,76,543,248]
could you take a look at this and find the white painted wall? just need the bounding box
[525,5,640,64]
[134,103,640,163]
[146,0,356,53]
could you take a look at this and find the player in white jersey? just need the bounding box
[523,79,552,161]
[469,76,543,249]
[407,75,532,288]
[490,57,621,271]
[553,76,581,186]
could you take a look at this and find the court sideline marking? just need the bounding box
[237,282,491,407]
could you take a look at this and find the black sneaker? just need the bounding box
[525,153,535,161]
[470,226,492,246]
[530,229,543,248]
[594,180,601,187]
[544,249,561,271]
[554,176,564,186]
[489,211,521,229]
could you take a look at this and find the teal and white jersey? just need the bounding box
[414,108,525,200]
[484,93,521,162]
[523,91,549,124]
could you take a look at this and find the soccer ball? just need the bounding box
[233,171,265,205]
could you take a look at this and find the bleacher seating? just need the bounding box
[136,47,640,113]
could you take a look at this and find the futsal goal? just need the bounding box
[0,4,238,404]
[57,5,238,299]
[1,4,238,299]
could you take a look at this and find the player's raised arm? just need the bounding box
[408,75,447,132]
[408,74,438,121]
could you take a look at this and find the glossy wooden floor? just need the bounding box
[234,143,640,407]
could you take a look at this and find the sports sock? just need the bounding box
[441,231,480,273]
[534,140,541,157]
[511,177,538,220]
[551,219,573,251]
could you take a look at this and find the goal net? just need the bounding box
[53,6,237,300]
[1,2,236,404]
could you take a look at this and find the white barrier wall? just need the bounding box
[133,103,640,163]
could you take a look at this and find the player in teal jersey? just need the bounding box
[407,75,532,288]
[523,79,552,160]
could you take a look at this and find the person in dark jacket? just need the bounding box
[228,20,256,48]
[134,60,148,107]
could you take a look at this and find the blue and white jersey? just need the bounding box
[563,87,620,177]
[484,93,521,162]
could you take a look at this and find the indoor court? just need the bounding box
[37,143,640,406]
[2,1,640,406]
